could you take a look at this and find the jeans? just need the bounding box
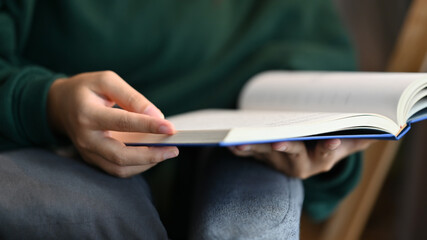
[0,148,303,239]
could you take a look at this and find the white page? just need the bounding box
[112,110,353,145]
[112,109,399,145]
[161,109,399,144]
[169,109,365,130]
[238,71,427,123]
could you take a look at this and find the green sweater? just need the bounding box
[0,0,361,221]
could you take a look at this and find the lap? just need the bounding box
[189,148,304,240]
[0,147,304,240]
[0,148,167,240]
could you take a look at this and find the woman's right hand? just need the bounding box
[47,71,179,178]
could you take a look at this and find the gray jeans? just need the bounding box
[0,148,303,240]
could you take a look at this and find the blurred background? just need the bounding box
[302,0,427,239]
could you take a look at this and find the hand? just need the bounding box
[229,139,374,179]
[47,71,179,178]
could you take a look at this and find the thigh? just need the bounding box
[190,148,304,240]
[0,148,167,240]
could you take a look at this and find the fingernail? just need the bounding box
[275,143,288,152]
[144,106,165,119]
[163,150,179,159]
[238,145,251,151]
[158,125,172,134]
[327,139,341,150]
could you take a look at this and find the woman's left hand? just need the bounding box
[229,139,375,179]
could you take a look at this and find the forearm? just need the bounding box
[0,64,66,149]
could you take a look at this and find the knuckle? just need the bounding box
[147,154,163,164]
[74,137,90,151]
[116,114,132,131]
[100,70,118,80]
[76,114,90,127]
[97,71,119,86]
[111,152,126,167]
[126,92,144,112]
[142,118,158,133]
[319,151,330,159]
[75,104,93,127]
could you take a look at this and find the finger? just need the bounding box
[272,141,313,178]
[229,143,272,158]
[90,133,179,167]
[92,71,164,118]
[90,106,175,134]
[235,144,272,153]
[257,150,295,174]
[82,151,158,178]
[228,146,254,157]
[235,145,252,151]
[312,139,341,160]
[322,139,342,150]
[308,139,342,173]
[324,139,374,162]
[272,141,307,156]
[310,139,372,174]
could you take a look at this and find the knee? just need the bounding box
[191,175,304,240]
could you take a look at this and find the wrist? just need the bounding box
[47,77,68,135]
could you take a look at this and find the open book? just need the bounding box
[112,71,427,146]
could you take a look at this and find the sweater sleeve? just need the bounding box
[0,0,65,150]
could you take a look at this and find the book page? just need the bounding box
[112,109,399,146]
[238,71,427,123]
[111,129,230,145]
[167,109,392,131]
[168,109,398,144]
[112,110,351,145]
